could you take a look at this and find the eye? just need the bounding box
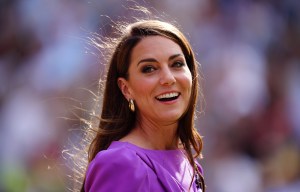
[141,65,156,73]
[172,61,185,68]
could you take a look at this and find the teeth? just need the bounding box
[156,92,179,99]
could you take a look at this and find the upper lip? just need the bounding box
[155,91,180,99]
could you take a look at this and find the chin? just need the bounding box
[158,112,183,122]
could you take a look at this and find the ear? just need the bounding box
[117,77,132,100]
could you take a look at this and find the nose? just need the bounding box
[159,67,176,85]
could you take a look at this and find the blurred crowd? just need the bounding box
[0,0,299,191]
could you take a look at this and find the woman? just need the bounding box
[81,19,205,192]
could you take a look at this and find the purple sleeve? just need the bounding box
[84,148,149,192]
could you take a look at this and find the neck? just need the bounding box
[122,116,179,150]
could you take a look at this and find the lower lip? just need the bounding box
[156,97,179,105]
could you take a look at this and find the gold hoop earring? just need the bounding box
[128,99,135,112]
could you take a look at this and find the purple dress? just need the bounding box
[84,141,203,192]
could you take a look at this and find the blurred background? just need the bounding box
[0,0,299,191]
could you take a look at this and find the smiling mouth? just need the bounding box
[155,92,180,102]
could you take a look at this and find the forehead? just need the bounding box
[131,36,183,62]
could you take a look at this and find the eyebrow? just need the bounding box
[137,54,183,66]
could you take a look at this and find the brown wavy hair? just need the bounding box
[81,19,205,191]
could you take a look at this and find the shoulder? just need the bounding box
[85,143,150,192]
[88,144,142,173]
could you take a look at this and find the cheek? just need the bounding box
[183,78,193,101]
[182,72,193,91]
[130,78,155,98]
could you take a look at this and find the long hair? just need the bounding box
[83,20,205,191]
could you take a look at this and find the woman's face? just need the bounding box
[118,36,192,124]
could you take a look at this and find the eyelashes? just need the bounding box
[141,65,156,73]
[141,61,186,74]
[172,61,185,68]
